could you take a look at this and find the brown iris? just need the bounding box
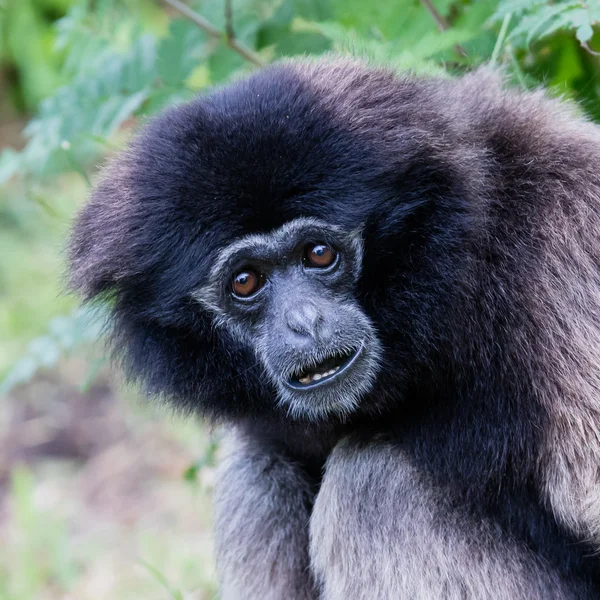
[232,269,263,297]
[304,243,337,268]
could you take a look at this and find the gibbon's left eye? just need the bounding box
[304,243,337,268]
[232,268,265,298]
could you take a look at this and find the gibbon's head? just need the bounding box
[69,58,489,423]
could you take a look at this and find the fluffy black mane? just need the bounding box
[70,61,457,420]
[70,57,600,501]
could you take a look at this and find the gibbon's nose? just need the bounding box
[285,302,323,338]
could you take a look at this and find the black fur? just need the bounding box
[69,58,600,598]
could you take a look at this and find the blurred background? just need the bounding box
[0,0,599,598]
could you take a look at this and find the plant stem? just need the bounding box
[491,13,512,65]
[161,0,264,67]
[419,0,466,58]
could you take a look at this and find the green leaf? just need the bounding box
[0,305,110,395]
[0,149,21,186]
[3,0,62,108]
[157,19,207,87]
[525,3,579,46]
[328,0,434,41]
[138,560,184,600]
[291,18,466,72]
[496,1,599,50]
[489,0,545,22]
[27,336,61,367]
[0,357,38,396]
[575,22,593,44]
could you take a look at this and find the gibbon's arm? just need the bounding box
[214,429,319,600]
[310,436,590,600]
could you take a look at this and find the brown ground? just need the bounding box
[0,360,218,599]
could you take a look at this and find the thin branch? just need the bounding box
[420,0,450,32]
[581,41,600,56]
[224,0,235,42]
[507,43,528,89]
[491,12,512,65]
[161,0,264,67]
[419,0,467,58]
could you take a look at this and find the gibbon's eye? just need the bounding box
[232,268,264,298]
[304,243,337,269]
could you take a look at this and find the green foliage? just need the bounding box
[491,1,600,47]
[4,0,598,185]
[0,305,109,395]
[138,560,185,600]
[291,17,475,75]
[0,0,66,110]
[488,1,600,120]
[1,0,599,392]
[183,434,221,483]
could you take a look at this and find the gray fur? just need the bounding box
[214,431,318,600]
[310,437,591,600]
[209,62,600,596]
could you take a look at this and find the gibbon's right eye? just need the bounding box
[304,242,337,269]
[232,268,264,298]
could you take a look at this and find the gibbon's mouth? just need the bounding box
[286,343,364,390]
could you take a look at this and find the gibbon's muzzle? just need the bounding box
[285,342,364,390]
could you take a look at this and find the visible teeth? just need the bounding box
[295,363,343,385]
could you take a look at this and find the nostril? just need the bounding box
[289,321,304,334]
[285,303,322,336]
[287,315,310,335]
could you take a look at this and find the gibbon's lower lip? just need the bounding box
[286,343,364,390]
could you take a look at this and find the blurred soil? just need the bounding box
[0,361,217,599]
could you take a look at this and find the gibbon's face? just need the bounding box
[193,218,382,420]
[70,59,455,423]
